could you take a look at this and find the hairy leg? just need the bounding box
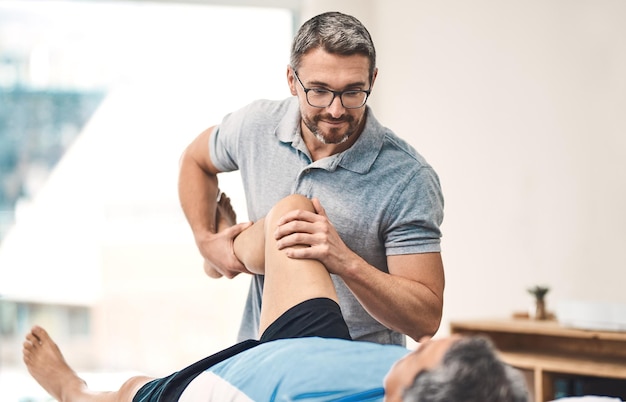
[23,326,152,402]
[258,194,339,336]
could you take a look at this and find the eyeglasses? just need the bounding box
[292,70,371,109]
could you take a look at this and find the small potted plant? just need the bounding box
[527,285,550,320]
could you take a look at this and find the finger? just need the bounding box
[206,257,252,279]
[221,270,241,279]
[311,198,327,217]
[223,221,254,238]
[274,220,316,241]
[229,257,254,276]
[282,245,318,260]
[209,222,252,244]
[276,209,319,226]
[276,231,316,249]
[207,260,242,280]
[204,260,224,278]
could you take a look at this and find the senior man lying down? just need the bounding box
[23,194,530,402]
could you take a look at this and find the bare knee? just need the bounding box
[266,194,315,223]
[276,194,315,212]
[117,375,154,400]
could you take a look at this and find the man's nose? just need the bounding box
[326,94,346,117]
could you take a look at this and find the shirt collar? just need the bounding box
[275,98,384,174]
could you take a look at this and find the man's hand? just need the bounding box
[275,197,444,341]
[197,221,254,279]
[273,198,355,274]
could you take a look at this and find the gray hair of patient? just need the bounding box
[290,11,377,81]
[402,336,530,402]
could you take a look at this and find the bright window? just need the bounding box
[0,1,294,399]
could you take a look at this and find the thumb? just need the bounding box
[311,198,327,217]
[228,221,254,236]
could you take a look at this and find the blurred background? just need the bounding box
[0,0,293,399]
[1,0,625,400]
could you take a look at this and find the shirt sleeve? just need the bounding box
[209,103,255,172]
[384,165,444,255]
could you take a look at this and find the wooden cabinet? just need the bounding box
[450,319,626,402]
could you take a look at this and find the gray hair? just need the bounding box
[403,336,530,402]
[290,12,376,81]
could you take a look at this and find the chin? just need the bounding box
[315,129,351,145]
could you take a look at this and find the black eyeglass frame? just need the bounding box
[292,70,372,109]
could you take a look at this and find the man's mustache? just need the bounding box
[315,115,353,123]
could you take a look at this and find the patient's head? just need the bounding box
[384,335,530,402]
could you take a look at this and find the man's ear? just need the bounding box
[370,67,379,88]
[287,66,297,96]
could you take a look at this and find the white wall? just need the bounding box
[302,0,626,336]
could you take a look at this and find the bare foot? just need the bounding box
[213,190,264,274]
[205,191,239,278]
[23,325,87,402]
[216,191,237,231]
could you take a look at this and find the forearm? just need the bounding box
[273,198,444,340]
[340,255,444,342]
[178,151,220,241]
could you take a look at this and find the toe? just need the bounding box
[32,325,49,343]
[25,332,40,348]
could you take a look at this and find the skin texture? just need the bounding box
[178,48,444,342]
[286,48,374,159]
[22,194,454,402]
[22,328,460,402]
[23,325,152,402]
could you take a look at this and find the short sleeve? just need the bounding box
[384,165,444,255]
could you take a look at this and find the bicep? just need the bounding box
[183,125,221,175]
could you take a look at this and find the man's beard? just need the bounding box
[302,113,359,145]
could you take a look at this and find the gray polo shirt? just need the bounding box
[210,97,443,345]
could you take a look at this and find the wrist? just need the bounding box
[194,228,216,247]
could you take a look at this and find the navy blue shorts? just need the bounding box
[133,297,351,402]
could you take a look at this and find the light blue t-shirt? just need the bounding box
[210,97,444,345]
[184,337,410,401]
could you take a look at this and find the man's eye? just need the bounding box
[311,89,330,96]
[343,91,362,98]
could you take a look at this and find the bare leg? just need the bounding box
[215,191,237,230]
[205,191,265,277]
[22,196,339,401]
[23,326,152,402]
[202,193,237,279]
[217,192,266,274]
[230,194,338,333]
[257,194,339,336]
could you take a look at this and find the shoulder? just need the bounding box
[371,130,438,190]
[217,98,297,139]
[365,119,443,211]
[381,130,431,168]
[364,109,431,169]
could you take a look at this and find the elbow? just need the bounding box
[406,305,443,342]
[425,314,443,338]
[407,321,440,343]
